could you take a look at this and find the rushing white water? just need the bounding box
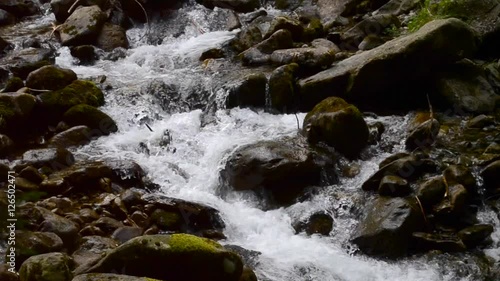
[2,2,499,280]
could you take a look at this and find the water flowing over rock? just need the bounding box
[298,18,477,112]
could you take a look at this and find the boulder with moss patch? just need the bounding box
[63,104,117,135]
[96,23,129,51]
[39,80,104,119]
[303,97,369,158]
[85,234,244,281]
[2,77,24,92]
[26,65,77,91]
[298,18,477,112]
[59,5,107,46]
[0,92,37,133]
[19,252,73,281]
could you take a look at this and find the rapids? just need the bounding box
[1,1,499,280]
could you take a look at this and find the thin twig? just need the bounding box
[68,0,83,14]
[443,176,449,198]
[415,196,428,226]
[133,0,151,42]
[426,93,433,120]
[294,112,300,131]
[145,123,153,132]
[28,88,52,93]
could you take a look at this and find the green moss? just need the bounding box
[150,209,182,230]
[303,18,324,41]
[304,97,350,122]
[168,233,222,254]
[408,0,468,32]
[3,77,24,92]
[63,104,117,134]
[40,80,104,113]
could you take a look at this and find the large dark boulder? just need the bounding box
[96,23,129,51]
[351,197,425,258]
[62,104,118,135]
[269,63,299,113]
[240,29,293,66]
[303,97,369,158]
[85,234,244,281]
[298,18,477,112]
[0,48,54,79]
[19,252,73,281]
[220,136,335,204]
[0,0,39,19]
[225,73,266,109]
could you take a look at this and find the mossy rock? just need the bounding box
[150,209,183,231]
[0,92,37,132]
[269,63,299,113]
[86,234,243,281]
[62,104,117,135]
[2,77,24,92]
[303,97,369,158]
[14,231,64,269]
[39,80,104,118]
[303,18,324,42]
[26,65,77,91]
[264,17,304,42]
[19,252,73,281]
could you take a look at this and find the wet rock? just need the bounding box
[358,35,385,51]
[0,92,37,133]
[48,125,93,148]
[37,206,80,248]
[79,225,105,237]
[0,0,39,19]
[240,29,293,66]
[443,165,476,194]
[405,118,440,150]
[72,274,159,281]
[1,48,54,79]
[111,227,142,244]
[434,61,499,114]
[72,236,118,274]
[485,143,500,155]
[103,159,145,188]
[231,25,262,53]
[0,264,18,281]
[92,217,123,235]
[226,11,241,31]
[142,194,225,235]
[378,152,410,168]
[0,9,16,26]
[150,209,182,231]
[416,176,446,207]
[342,0,390,16]
[59,5,107,46]
[362,154,438,191]
[129,211,148,228]
[239,266,258,281]
[195,0,260,13]
[269,63,299,113]
[15,231,64,268]
[70,45,97,65]
[16,202,45,231]
[298,18,477,112]
[0,134,14,156]
[294,212,334,235]
[15,177,39,191]
[96,23,129,51]
[22,147,75,169]
[270,47,335,70]
[367,121,385,144]
[225,73,266,109]
[458,224,494,248]
[78,208,100,223]
[2,77,24,92]
[39,80,105,118]
[62,104,117,135]
[311,38,340,51]
[19,166,44,184]
[412,232,466,252]
[26,65,77,91]
[340,14,398,50]
[433,184,468,218]
[0,36,11,53]
[200,48,225,61]
[480,160,500,190]
[221,136,334,204]
[351,197,424,258]
[378,175,410,197]
[19,252,73,281]
[303,97,369,158]
[263,16,304,42]
[85,234,244,281]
